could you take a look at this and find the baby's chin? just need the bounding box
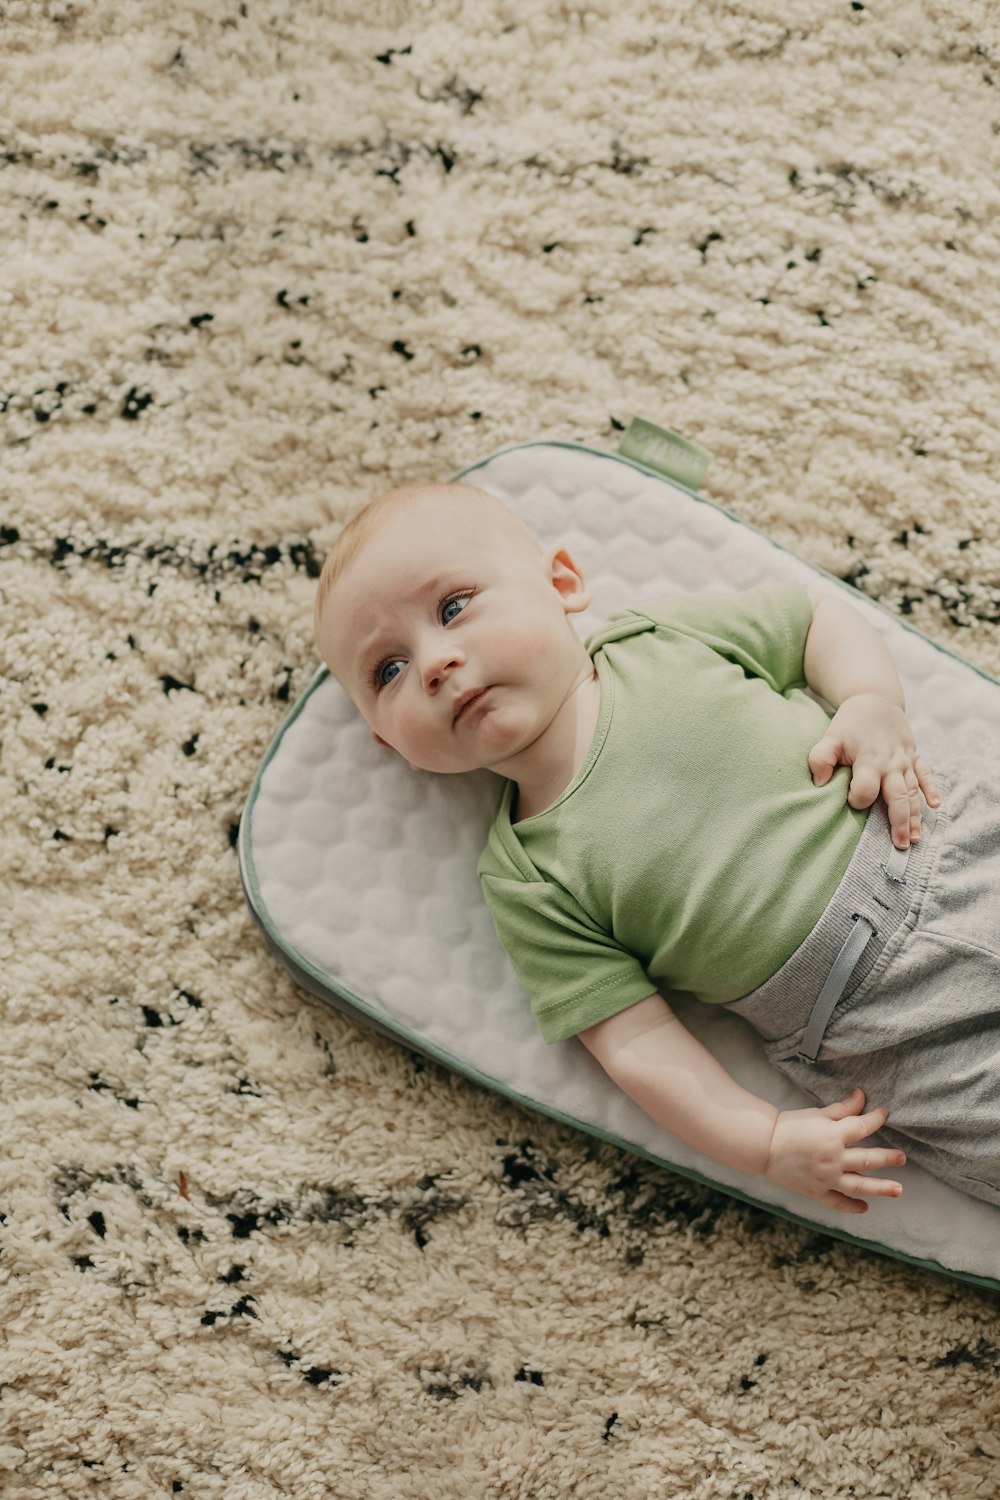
[454,699,546,772]
[400,716,531,777]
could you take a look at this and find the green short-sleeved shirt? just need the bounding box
[477,583,867,1043]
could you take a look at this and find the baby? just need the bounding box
[314,480,1000,1216]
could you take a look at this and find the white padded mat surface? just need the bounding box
[240,440,1000,1289]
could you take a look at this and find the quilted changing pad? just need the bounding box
[239,426,1000,1293]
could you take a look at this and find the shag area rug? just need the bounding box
[3,1,1000,1496]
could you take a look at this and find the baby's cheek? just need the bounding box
[509,625,554,669]
[398,702,449,758]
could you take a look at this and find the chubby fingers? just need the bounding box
[822,1184,902,1213]
[884,758,944,849]
[881,766,921,849]
[914,754,943,811]
[840,1148,906,1198]
[806,733,840,786]
[822,1086,868,1120]
[822,1190,869,1214]
[841,752,943,850]
[845,760,882,811]
[828,1173,903,1208]
[843,1144,907,1173]
[840,1101,890,1141]
[821,1153,907,1213]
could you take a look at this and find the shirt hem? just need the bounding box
[537,978,658,1044]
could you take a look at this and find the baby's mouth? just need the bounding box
[453,687,490,725]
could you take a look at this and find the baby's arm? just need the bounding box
[804,591,942,848]
[580,994,906,1214]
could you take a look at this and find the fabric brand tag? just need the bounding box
[616,417,713,491]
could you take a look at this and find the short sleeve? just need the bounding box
[609,583,813,694]
[479,871,657,1044]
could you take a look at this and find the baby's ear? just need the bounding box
[546,544,591,615]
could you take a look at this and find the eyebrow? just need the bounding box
[354,573,455,681]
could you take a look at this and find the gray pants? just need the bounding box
[725,750,1000,1206]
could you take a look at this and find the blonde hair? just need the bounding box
[313,487,412,646]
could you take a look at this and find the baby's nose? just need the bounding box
[422,648,464,690]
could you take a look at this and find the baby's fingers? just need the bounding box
[837,1172,903,1199]
[821,1190,869,1215]
[884,777,917,848]
[821,1086,867,1120]
[914,754,942,809]
[807,733,843,786]
[843,1145,907,1175]
[841,1104,890,1142]
[840,1144,906,1198]
[846,761,882,811]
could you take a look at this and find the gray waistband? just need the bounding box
[724,791,943,1047]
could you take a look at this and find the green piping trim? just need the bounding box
[237,435,1000,1296]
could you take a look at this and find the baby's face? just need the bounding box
[317,492,590,777]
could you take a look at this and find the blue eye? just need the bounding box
[441,593,471,624]
[375,658,406,689]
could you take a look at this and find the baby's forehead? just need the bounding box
[370,490,538,565]
[324,525,480,669]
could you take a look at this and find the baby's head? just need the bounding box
[313,482,593,777]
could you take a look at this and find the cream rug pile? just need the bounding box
[3,1,1000,1496]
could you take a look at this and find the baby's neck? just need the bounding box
[512,666,602,822]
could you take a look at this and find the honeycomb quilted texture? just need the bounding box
[240,440,1000,1288]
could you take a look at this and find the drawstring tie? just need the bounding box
[796,839,911,1063]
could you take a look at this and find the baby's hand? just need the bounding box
[765,1087,906,1213]
[808,692,942,849]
